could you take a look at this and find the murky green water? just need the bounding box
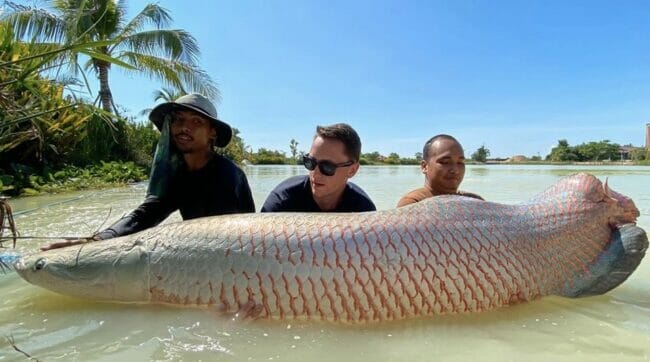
[1,165,650,361]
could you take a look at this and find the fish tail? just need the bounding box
[566,224,648,297]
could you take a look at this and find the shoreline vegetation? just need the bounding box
[4,159,649,198]
[1,1,649,197]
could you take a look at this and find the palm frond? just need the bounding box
[119,3,172,37]
[1,1,67,43]
[120,51,219,101]
[153,87,185,102]
[116,29,200,64]
[79,48,137,70]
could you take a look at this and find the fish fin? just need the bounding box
[568,224,648,297]
[213,300,266,322]
[602,178,617,205]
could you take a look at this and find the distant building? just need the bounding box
[508,155,528,162]
[618,146,636,161]
[646,123,650,149]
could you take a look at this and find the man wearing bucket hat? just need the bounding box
[42,94,254,250]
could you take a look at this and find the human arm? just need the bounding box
[397,196,418,207]
[93,195,176,239]
[40,195,175,250]
[459,191,484,201]
[260,177,303,212]
[236,171,256,212]
[40,235,101,251]
[359,197,377,211]
[260,189,286,212]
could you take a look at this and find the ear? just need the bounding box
[210,127,218,142]
[420,159,428,174]
[347,162,360,178]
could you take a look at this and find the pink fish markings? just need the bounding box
[15,173,648,323]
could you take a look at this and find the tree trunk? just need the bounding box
[96,61,114,113]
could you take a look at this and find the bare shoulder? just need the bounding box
[458,191,484,200]
[397,188,432,207]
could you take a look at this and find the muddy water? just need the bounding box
[1,165,649,361]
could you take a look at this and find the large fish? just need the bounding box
[15,173,648,323]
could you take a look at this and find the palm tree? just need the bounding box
[138,86,186,117]
[2,0,218,114]
[152,86,185,103]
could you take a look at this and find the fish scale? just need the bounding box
[14,173,649,323]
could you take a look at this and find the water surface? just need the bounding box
[1,165,650,361]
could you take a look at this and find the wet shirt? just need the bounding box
[96,154,255,240]
[397,187,483,207]
[261,175,376,212]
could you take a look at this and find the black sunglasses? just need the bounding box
[302,155,354,176]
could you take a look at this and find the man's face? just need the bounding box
[422,138,466,194]
[170,110,216,154]
[308,136,359,201]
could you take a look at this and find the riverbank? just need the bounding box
[1,161,148,197]
[483,160,650,166]
[4,159,649,197]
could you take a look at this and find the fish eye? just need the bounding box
[33,258,47,271]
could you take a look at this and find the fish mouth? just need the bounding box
[13,258,24,271]
[12,253,52,283]
[13,242,151,302]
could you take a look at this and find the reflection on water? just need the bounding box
[469,166,490,177]
[2,164,650,361]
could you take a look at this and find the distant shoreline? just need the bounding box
[246,161,650,166]
[479,160,649,166]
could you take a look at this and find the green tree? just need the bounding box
[217,128,247,164]
[360,151,381,165]
[122,118,159,166]
[289,138,299,163]
[385,152,401,165]
[547,139,578,161]
[3,0,217,113]
[471,145,490,163]
[0,22,106,168]
[252,148,286,165]
[631,148,649,161]
[139,87,186,116]
[574,140,620,161]
[152,87,185,103]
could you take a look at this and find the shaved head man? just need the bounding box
[397,135,482,207]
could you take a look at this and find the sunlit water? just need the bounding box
[1,165,650,361]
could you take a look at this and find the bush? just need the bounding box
[123,121,159,167]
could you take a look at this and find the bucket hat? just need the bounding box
[149,93,232,147]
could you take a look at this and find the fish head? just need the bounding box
[602,179,640,226]
[15,238,149,302]
[551,173,640,227]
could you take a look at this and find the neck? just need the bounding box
[424,184,457,196]
[183,150,213,171]
[313,190,345,212]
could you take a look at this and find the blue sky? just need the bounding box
[27,0,650,158]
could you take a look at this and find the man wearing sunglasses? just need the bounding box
[42,94,255,250]
[397,134,482,207]
[261,123,376,213]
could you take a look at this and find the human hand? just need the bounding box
[40,236,100,251]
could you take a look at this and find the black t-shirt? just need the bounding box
[96,154,255,240]
[261,175,376,212]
